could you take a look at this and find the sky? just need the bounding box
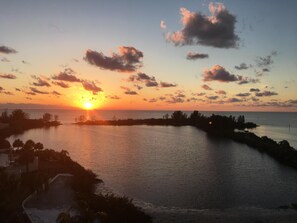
[0,0,297,111]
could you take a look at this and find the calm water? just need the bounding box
[7,124,297,209]
[2,109,297,148]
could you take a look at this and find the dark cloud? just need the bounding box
[235,62,249,70]
[128,72,159,87]
[201,84,212,90]
[262,68,269,72]
[166,96,185,104]
[1,57,10,62]
[107,95,120,100]
[144,98,158,103]
[237,76,259,85]
[203,65,259,84]
[203,65,237,82]
[31,75,51,87]
[0,91,14,95]
[0,73,17,79]
[134,84,143,90]
[206,95,219,100]
[29,87,49,95]
[255,91,278,97]
[84,46,143,72]
[52,91,61,96]
[159,96,166,101]
[250,88,260,92]
[82,81,103,95]
[236,93,251,97]
[176,93,186,98]
[167,3,239,48]
[215,90,227,95]
[193,92,206,96]
[52,81,70,88]
[121,86,138,95]
[186,52,209,60]
[145,80,159,87]
[160,82,177,88]
[226,97,242,103]
[0,46,17,54]
[52,68,81,82]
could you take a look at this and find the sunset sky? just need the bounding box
[0,0,296,111]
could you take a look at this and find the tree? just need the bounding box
[0,139,11,149]
[12,139,24,150]
[24,140,35,150]
[171,111,187,121]
[54,115,59,122]
[34,142,44,151]
[42,113,52,122]
[0,110,10,122]
[189,110,201,121]
[10,109,29,121]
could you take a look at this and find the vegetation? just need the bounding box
[0,138,152,223]
[0,109,61,138]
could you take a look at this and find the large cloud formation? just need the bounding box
[203,65,258,84]
[0,46,17,54]
[84,46,143,72]
[167,3,239,48]
[203,65,237,82]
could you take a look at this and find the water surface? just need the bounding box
[8,125,297,209]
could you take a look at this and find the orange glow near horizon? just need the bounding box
[83,101,93,110]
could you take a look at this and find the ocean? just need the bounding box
[3,109,297,220]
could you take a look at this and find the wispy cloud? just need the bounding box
[186,52,209,60]
[0,73,17,79]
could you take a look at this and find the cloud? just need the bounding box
[52,81,70,88]
[160,82,177,88]
[52,91,61,96]
[203,65,259,84]
[29,87,49,95]
[82,81,103,95]
[166,96,185,104]
[237,76,259,85]
[201,84,212,90]
[203,65,237,82]
[255,91,278,97]
[121,86,138,95]
[186,52,209,60]
[128,72,159,87]
[106,95,120,100]
[84,46,143,72]
[31,75,51,87]
[0,46,17,54]
[193,92,206,96]
[160,20,167,29]
[52,68,81,82]
[159,96,166,101]
[236,93,251,97]
[144,98,158,103]
[215,90,227,95]
[206,95,219,100]
[250,88,260,92]
[0,73,17,79]
[0,86,13,95]
[226,97,242,103]
[256,52,277,67]
[1,57,10,62]
[235,62,249,70]
[167,3,239,48]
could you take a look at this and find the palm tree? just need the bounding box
[12,139,24,150]
[34,142,44,151]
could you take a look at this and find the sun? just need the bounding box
[83,101,93,110]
